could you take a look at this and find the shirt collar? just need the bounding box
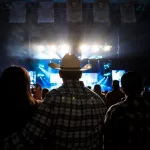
[126,94,142,99]
[124,94,143,103]
[63,80,85,88]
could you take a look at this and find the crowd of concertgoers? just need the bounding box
[105,80,125,108]
[2,53,150,150]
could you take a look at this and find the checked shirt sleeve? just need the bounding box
[104,104,122,150]
[4,95,54,150]
[103,107,116,150]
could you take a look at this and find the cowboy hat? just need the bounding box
[48,53,92,71]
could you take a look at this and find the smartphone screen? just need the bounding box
[30,84,36,94]
[30,84,36,89]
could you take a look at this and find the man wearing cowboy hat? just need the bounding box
[4,53,107,150]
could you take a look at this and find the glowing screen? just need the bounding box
[80,73,98,86]
[50,73,98,86]
[50,74,62,83]
[112,70,126,86]
[28,71,36,84]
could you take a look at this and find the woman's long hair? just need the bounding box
[1,66,36,137]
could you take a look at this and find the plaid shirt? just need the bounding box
[104,96,150,150]
[4,80,106,150]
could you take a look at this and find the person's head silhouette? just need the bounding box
[121,71,143,96]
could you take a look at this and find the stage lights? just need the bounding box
[37,73,44,77]
[91,45,99,52]
[36,44,112,52]
[49,45,57,51]
[61,44,70,52]
[37,45,45,51]
[80,45,89,51]
[104,73,111,76]
[99,56,103,59]
[34,44,112,59]
[79,44,112,52]
[103,45,112,51]
[60,44,70,57]
[36,44,112,53]
[39,64,44,68]
[104,63,111,70]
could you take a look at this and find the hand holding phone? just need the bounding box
[30,84,36,94]
[31,83,42,100]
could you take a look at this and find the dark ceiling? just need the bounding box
[0,1,150,75]
[0,0,150,3]
[0,0,150,60]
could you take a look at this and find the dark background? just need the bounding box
[0,1,150,78]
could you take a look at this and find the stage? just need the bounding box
[28,59,125,92]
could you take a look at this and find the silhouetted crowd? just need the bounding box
[2,54,150,150]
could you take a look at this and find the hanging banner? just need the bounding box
[38,2,54,23]
[67,1,82,22]
[93,2,110,23]
[9,2,26,23]
[120,4,136,23]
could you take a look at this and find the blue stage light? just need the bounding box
[39,64,44,68]
[91,45,99,52]
[104,73,111,76]
[37,74,44,77]
[39,67,50,77]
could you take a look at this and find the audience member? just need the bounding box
[105,80,125,108]
[104,71,150,150]
[1,66,40,139]
[42,88,49,99]
[142,86,150,100]
[4,53,107,150]
[94,84,106,102]
[104,90,108,96]
[32,83,42,100]
[87,86,92,89]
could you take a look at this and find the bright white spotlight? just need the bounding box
[59,44,70,57]
[104,45,112,51]
[61,44,70,52]
[92,45,99,52]
[81,56,88,60]
[37,45,45,51]
[49,45,57,51]
[80,45,88,51]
